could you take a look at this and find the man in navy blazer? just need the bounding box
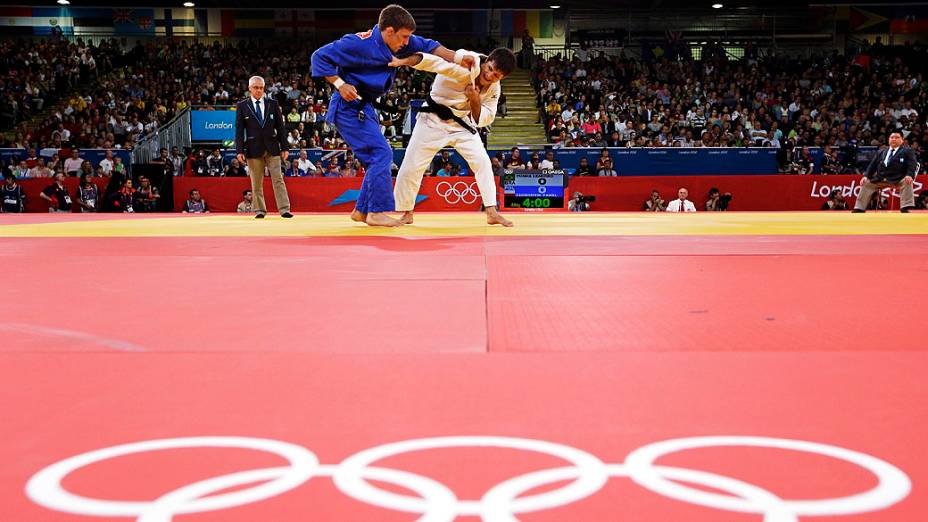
[853,131,918,212]
[235,75,293,218]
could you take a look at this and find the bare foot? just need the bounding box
[350,209,367,223]
[365,212,404,227]
[397,211,414,224]
[486,207,514,227]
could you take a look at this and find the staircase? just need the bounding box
[488,68,547,148]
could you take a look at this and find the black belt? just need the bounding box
[418,94,476,134]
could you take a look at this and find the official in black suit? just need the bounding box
[853,132,917,212]
[235,75,292,218]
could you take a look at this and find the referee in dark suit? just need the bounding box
[235,75,292,218]
[853,132,917,213]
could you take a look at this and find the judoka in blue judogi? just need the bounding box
[311,5,472,226]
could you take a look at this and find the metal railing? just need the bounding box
[131,107,192,164]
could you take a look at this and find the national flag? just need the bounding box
[408,9,434,34]
[890,15,928,34]
[155,8,196,36]
[274,9,314,36]
[848,7,889,32]
[193,9,208,36]
[0,8,74,35]
[525,10,553,38]
[32,8,73,36]
[313,10,378,35]
[114,8,155,35]
[221,9,275,37]
[113,9,133,24]
[71,8,115,33]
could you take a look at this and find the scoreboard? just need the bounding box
[501,169,567,210]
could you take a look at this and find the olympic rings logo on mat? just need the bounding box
[26,435,910,522]
[435,181,480,205]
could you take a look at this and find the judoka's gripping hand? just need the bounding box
[464,84,480,103]
[460,55,476,70]
[338,82,360,102]
[465,84,482,121]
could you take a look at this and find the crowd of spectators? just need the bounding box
[6,32,928,183]
[1,37,438,162]
[532,39,928,173]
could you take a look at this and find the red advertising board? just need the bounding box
[12,175,926,213]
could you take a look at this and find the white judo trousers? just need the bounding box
[394,112,497,211]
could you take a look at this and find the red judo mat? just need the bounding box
[2,232,927,521]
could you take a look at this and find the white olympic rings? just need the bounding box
[435,181,480,205]
[25,435,911,522]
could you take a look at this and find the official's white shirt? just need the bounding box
[413,51,500,128]
[298,158,315,172]
[666,199,697,212]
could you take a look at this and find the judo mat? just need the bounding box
[1,211,926,521]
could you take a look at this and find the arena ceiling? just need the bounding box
[8,1,854,10]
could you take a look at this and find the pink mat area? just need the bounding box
[2,350,925,521]
[487,253,927,352]
[3,235,925,353]
[3,233,927,521]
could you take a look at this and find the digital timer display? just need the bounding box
[502,169,566,210]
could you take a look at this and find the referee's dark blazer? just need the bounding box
[865,145,918,184]
[234,96,288,159]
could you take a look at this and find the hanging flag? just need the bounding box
[890,15,928,34]
[512,10,526,36]
[408,9,434,34]
[848,7,889,32]
[471,10,488,37]
[71,8,115,34]
[221,10,275,37]
[193,9,208,36]
[155,8,196,36]
[113,8,155,35]
[0,8,74,35]
[274,9,314,37]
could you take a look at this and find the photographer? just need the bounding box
[705,187,733,211]
[821,189,848,210]
[821,146,841,175]
[642,189,665,211]
[568,191,594,212]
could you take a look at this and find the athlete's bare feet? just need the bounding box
[365,212,404,227]
[486,206,513,227]
[397,211,414,224]
[350,209,367,223]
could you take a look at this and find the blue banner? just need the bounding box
[201,146,883,176]
[191,110,236,141]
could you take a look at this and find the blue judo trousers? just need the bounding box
[311,26,439,214]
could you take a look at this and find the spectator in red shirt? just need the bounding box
[40,172,72,212]
[104,178,135,213]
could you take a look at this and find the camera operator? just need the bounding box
[821,145,841,174]
[642,189,665,211]
[568,191,595,212]
[821,189,848,210]
[705,187,733,211]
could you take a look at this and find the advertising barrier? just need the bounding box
[11,176,924,213]
[190,110,236,142]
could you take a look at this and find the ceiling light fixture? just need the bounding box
[57,0,70,5]
[183,1,195,7]
[712,3,723,8]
